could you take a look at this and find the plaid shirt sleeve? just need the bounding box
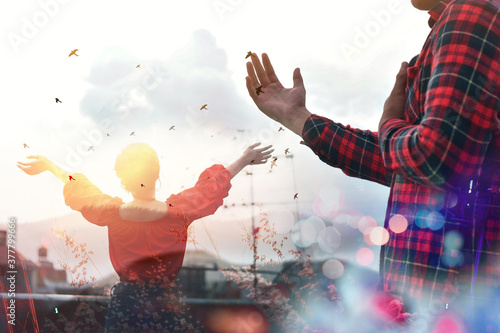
[379,0,500,191]
[302,115,393,187]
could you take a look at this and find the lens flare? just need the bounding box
[318,227,342,253]
[291,216,325,248]
[313,184,345,217]
[388,214,408,234]
[322,259,345,279]
[444,231,463,250]
[427,212,445,231]
[369,227,390,246]
[356,247,374,266]
[358,216,377,234]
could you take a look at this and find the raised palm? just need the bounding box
[246,53,309,135]
[17,155,52,176]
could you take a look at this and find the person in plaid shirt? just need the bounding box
[246,0,500,329]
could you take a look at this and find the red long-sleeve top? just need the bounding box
[63,164,232,284]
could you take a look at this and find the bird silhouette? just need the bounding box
[294,193,298,200]
[130,132,135,136]
[23,143,29,149]
[107,134,110,137]
[69,49,79,57]
[136,64,140,68]
[200,104,208,110]
[169,126,175,131]
[141,184,145,187]
[69,175,75,181]
[88,146,94,152]
[256,86,264,96]
[270,157,278,169]
[245,51,252,59]
[55,98,62,103]
[246,171,253,176]
[285,148,290,155]
[278,127,284,132]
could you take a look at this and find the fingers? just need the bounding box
[293,68,305,90]
[251,53,270,87]
[16,161,33,166]
[246,62,260,88]
[256,144,273,152]
[391,62,408,95]
[248,142,261,149]
[262,53,281,85]
[246,76,258,101]
[16,164,31,175]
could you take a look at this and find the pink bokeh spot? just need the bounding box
[433,315,465,333]
[356,247,374,266]
[388,214,408,234]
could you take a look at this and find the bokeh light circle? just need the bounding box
[356,247,374,266]
[290,216,325,248]
[358,216,377,234]
[369,227,390,246]
[313,184,345,217]
[415,210,429,228]
[388,214,408,234]
[444,231,464,250]
[427,212,445,231]
[317,227,342,253]
[322,259,345,279]
[441,249,464,268]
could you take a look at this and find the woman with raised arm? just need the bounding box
[17,142,273,332]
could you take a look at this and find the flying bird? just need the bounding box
[23,143,29,149]
[69,175,75,181]
[285,148,290,155]
[294,193,298,200]
[55,98,62,103]
[245,51,252,59]
[88,146,94,151]
[130,132,135,136]
[69,49,79,57]
[278,127,284,132]
[107,134,110,137]
[246,171,253,176]
[136,64,140,68]
[141,184,145,187]
[270,157,278,169]
[169,126,175,131]
[200,104,208,110]
[256,86,264,96]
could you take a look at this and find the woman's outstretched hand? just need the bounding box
[226,143,274,179]
[246,53,312,136]
[18,155,71,183]
[244,142,274,165]
[17,155,52,176]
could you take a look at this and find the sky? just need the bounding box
[0,0,433,268]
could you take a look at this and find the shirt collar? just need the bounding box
[428,0,454,28]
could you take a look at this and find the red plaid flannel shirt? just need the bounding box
[302,0,500,310]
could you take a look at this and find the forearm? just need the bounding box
[225,156,250,179]
[48,162,71,184]
[303,114,393,187]
[283,106,312,136]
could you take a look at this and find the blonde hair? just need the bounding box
[114,143,160,194]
